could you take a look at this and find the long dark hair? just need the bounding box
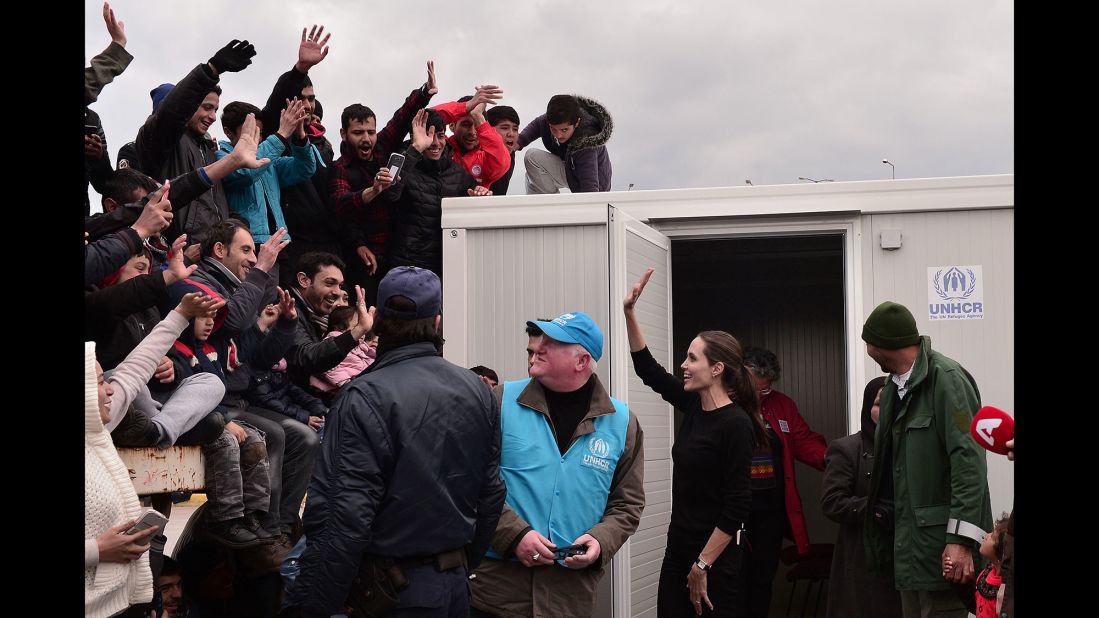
[697,330,768,447]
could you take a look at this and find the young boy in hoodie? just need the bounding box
[166,312,277,549]
[518,94,614,194]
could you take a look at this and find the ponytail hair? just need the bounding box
[697,330,769,448]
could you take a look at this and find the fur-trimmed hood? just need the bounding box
[566,95,614,154]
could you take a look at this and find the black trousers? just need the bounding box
[658,544,745,617]
[744,508,786,618]
[384,563,470,617]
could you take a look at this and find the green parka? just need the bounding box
[864,337,993,590]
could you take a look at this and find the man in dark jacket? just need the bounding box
[328,62,438,304]
[284,252,373,390]
[381,109,490,278]
[518,94,614,193]
[165,220,320,549]
[258,25,349,291]
[84,1,132,216]
[131,38,257,251]
[283,266,506,617]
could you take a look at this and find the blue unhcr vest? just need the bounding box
[487,378,630,564]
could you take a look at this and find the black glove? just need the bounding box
[208,39,256,74]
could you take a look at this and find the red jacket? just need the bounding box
[432,101,510,187]
[760,389,827,554]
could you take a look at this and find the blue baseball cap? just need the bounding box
[377,266,441,319]
[527,311,604,361]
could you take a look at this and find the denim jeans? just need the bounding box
[236,406,320,532]
[202,422,271,522]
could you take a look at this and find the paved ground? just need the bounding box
[162,498,203,556]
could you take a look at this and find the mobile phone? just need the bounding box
[553,544,587,560]
[84,124,100,136]
[125,508,169,546]
[386,152,406,179]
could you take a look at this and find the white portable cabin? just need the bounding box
[440,174,1014,618]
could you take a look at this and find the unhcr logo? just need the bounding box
[582,436,612,472]
[589,436,611,458]
[927,265,984,321]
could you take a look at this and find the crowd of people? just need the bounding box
[85,5,1012,618]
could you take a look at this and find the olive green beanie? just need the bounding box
[861,301,921,349]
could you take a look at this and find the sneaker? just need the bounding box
[205,517,264,549]
[242,512,279,541]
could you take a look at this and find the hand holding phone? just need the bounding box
[125,508,169,546]
[386,152,406,179]
[553,544,587,560]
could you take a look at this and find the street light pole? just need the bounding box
[882,159,895,179]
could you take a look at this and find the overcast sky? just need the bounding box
[85,0,1013,209]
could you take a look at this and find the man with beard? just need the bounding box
[430,87,509,188]
[329,62,438,305]
[861,301,992,618]
[284,252,374,391]
[379,109,491,279]
[258,25,348,291]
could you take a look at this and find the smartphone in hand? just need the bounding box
[553,544,587,560]
[386,152,406,179]
[125,508,169,546]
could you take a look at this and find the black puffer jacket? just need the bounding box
[381,144,478,277]
[288,342,505,616]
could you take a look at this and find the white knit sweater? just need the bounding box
[85,339,154,617]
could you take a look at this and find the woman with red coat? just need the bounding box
[741,347,828,618]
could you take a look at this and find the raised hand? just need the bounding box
[255,228,290,273]
[623,267,655,312]
[229,113,271,170]
[279,98,308,139]
[350,285,375,340]
[132,180,172,239]
[425,60,438,95]
[276,286,297,321]
[465,85,503,113]
[102,2,126,47]
[468,102,488,125]
[208,39,256,75]
[296,24,331,72]
[410,109,435,153]
[176,292,225,320]
[163,234,198,286]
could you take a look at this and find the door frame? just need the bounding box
[650,214,866,435]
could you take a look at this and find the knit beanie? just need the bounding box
[861,301,921,349]
[150,83,174,113]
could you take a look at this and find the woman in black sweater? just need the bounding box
[624,268,770,617]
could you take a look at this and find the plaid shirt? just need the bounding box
[330,85,432,256]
